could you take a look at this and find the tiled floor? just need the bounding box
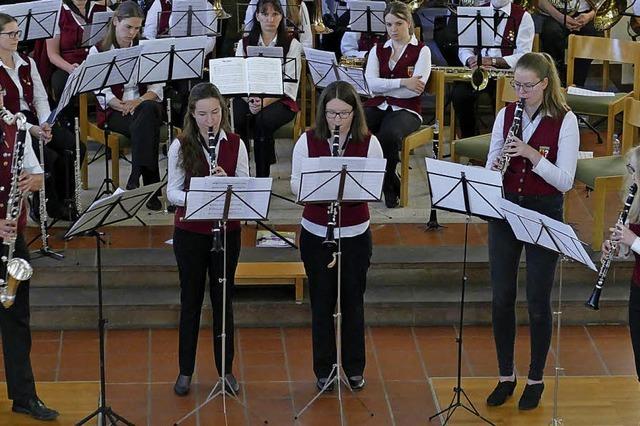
[0,325,636,425]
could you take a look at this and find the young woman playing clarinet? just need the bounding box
[88,1,164,210]
[167,82,249,397]
[291,80,383,392]
[485,52,579,410]
[363,1,430,208]
[234,0,302,178]
[602,145,640,383]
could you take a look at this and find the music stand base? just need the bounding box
[76,405,134,426]
[429,386,495,425]
[32,247,64,260]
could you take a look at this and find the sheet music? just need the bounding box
[426,158,504,219]
[247,57,284,95]
[457,7,496,49]
[170,0,217,37]
[209,57,248,94]
[185,177,272,220]
[81,10,113,47]
[79,46,142,93]
[246,46,284,59]
[567,86,616,97]
[336,66,372,96]
[0,0,60,40]
[298,157,386,203]
[138,36,207,83]
[303,47,337,87]
[47,64,84,123]
[348,1,386,32]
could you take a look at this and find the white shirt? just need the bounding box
[290,131,384,238]
[0,53,51,132]
[458,3,534,70]
[143,0,216,55]
[365,36,431,121]
[341,31,370,59]
[88,44,165,109]
[243,1,313,49]
[167,129,250,207]
[235,35,302,102]
[486,106,579,193]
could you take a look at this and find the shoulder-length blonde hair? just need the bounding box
[515,52,569,120]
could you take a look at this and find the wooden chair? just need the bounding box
[566,34,640,155]
[400,125,434,207]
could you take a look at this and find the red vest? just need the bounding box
[501,102,564,196]
[357,33,385,53]
[0,123,28,234]
[59,3,106,65]
[302,130,371,228]
[241,36,300,112]
[501,4,526,57]
[364,41,424,115]
[0,54,35,115]
[174,132,242,235]
[157,0,172,37]
[630,223,640,287]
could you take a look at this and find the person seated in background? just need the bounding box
[243,0,313,48]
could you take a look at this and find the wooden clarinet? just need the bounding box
[323,126,340,268]
[497,99,524,176]
[208,126,223,252]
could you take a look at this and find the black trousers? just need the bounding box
[106,100,162,172]
[300,227,372,379]
[629,284,640,381]
[451,79,497,139]
[539,14,602,87]
[232,98,295,177]
[0,234,36,403]
[488,193,563,381]
[173,227,241,377]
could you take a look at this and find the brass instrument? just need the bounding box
[339,56,366,69]
[548,0,579,15]
[0,109,33,309]
[431,66,514,91]
[401,0,424,11]
[514,0,538,14]
[586,183,638,310]
[74,117,82,215]
[497,98,524,176]
[323,125,340,267]
[588,0,627,31]
[207,126,223,252]
[312,0,333,34]
[212,0,231,19]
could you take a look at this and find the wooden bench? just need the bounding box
[235,262,306,303]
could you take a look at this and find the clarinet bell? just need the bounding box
[585,288,601,311]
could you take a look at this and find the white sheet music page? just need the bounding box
[171,0,214,37]
[185,177,272,220]
[539,214,597,271]
[298,157,386,203]
[0,0,61,40]
[82,10,113,46]
[303,47,338,88]
[457,7,496,49]
[425,158,504,219]
[81,46,142,92]
[209,57,248,95]
[336,66,372,96]
[247,57,284,96]
[348,1,386,32]
[498,198,546,245]
[247,46,284,60]
[139,36,207,83]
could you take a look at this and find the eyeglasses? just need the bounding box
[627,163,636,174]
[325,110,353,119]
[0,30,22,39]
[510,79,543,92]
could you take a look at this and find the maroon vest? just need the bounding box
[241,36,300,112]
[302,130,371,228]
[364,41,424,115]
[59,3,106,65]
[174,132,242,235]
[501,102,564,196]
[157,0,172,37]
[630,223,640,287]
[0,123,28,234]
[357,33,385,53]
[0,54,35,115]
[501,4,525,57]
[94,43,148,127]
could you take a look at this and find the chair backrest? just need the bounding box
[622,97,640,154]
[532,33,540,53]
[495,76,517,111]
[566,34,640,98]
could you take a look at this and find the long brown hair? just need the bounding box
[247,0,290,55]
[383,1,414,39]
[0,13,17,33]
[515,52,569,120]
[314,81,369,144]
[178,82,231,175]
[100,1,143,50]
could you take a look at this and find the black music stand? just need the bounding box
[158,1,221,38]
[173,177,271,426]
[63,182,164,426]
[304,48,373,96]
[1,0,59,42]
[425,157,503,426]
[348,1,387,34]
[294,156,385,426]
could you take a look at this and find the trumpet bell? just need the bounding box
[212,0,231,20]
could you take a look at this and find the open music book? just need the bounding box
[209,57,284,96]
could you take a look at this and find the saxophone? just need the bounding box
[74,117,82,215]
[496,99,525,176]
[0,109,33,309]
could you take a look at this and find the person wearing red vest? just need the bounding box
[603,147,640,384]
[167,82,249,397]
[0,13,84,221]
[452,0,534,139]
[88,1,165,210]
[484,52,578,410]
[0,90,58,421]
[233,0,302,178]
[363,1,430,208]
[291,81,383,392]
[243,0,313,48]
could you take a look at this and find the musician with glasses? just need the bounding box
[603,150,640,383]
[291,81,382,393]
[537,0,601,86]
[485,52,578,411]
[452,0,534,138]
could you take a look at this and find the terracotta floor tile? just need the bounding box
[31,330,61,341]
[106,352,148,383]
[104,227,150,248]
[344,396,394,425]
[243,381,292,399]
[31,354,58,382]
[370,224,400,246]
[283,327,312,353]
[370,327,418,352]
[418,336,472,378]
[150,351,179,382]
[106,329,149,354]
[31,340,60,356]
[375,350,425,381]
[58,353,100,381]
[396,223,443,246]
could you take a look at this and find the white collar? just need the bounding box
[383,34,418,49]
[258,34,278,47]
[492,2,512,16]
[0,52,28,70]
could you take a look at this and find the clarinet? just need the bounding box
[74,117,82,216]
[586,183,638,310]
[427,120,441,229]
[322,126,341,258]
[497,99,525,176]
[208,126,223,252]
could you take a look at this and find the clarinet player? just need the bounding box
[485,52,579,410]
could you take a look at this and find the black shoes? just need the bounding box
[486,379,517,406]
[126,167,141,190]
[224,373,240,394]
[12,396,59,421]
[316,377,334,392]
[348,375,365,391]
[174,374,191,396]
[518,383,544,410]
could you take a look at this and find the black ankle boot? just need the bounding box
[486,379,517,406]
[518,382,544,410]
[126,166,141,190]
